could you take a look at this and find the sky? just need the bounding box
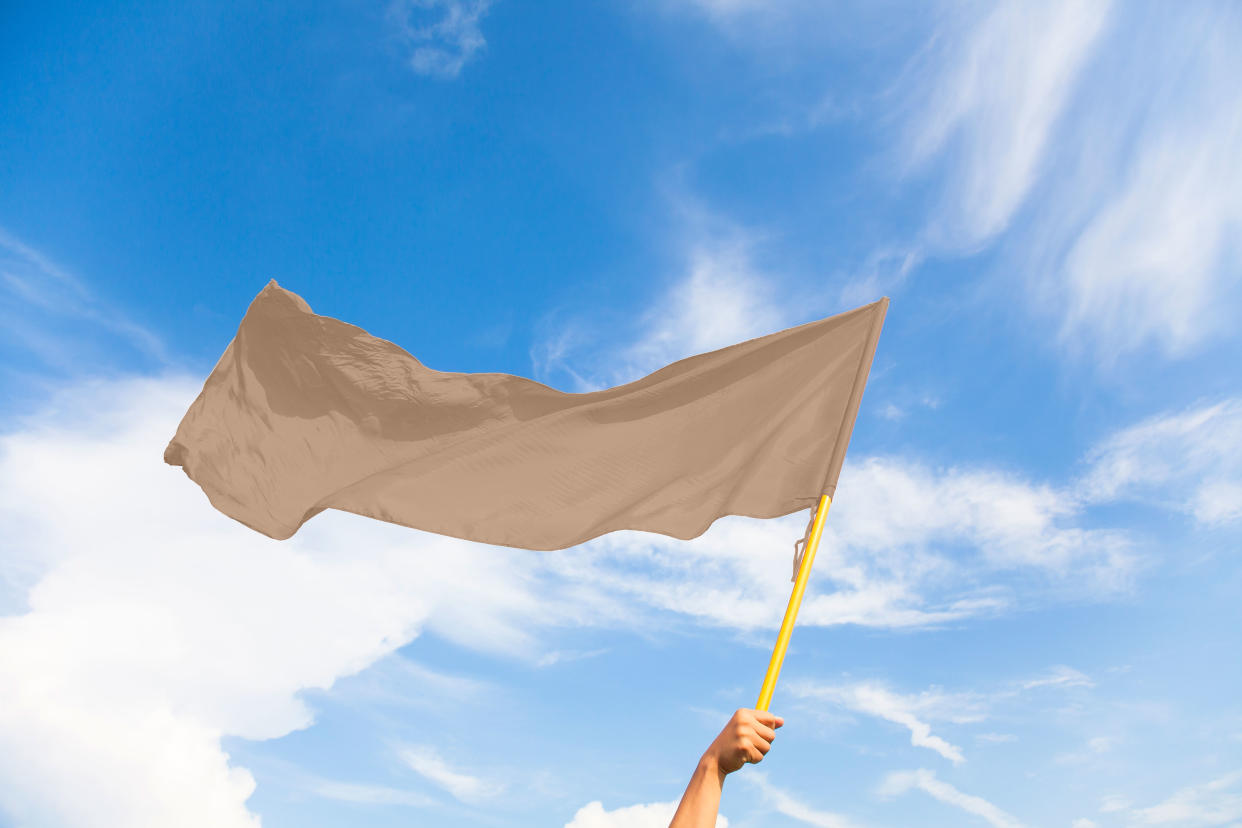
[1,0,1241,826]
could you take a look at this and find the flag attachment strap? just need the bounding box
[791,507,817,582]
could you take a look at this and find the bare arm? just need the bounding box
[668,708,783,828]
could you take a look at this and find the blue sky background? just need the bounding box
[2,1,1241,827]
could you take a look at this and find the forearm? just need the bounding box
[668,754,726,828]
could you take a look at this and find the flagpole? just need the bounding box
[755,493,831,711]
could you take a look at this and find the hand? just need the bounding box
[700,708,783,779]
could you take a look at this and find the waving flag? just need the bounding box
[166,281,887,550]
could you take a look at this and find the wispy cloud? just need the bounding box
[741,771,863,828]
[900,2,1242,361]
[1019,665,1094,691]
[0,228,166,378]
[398,745,503,803]
[789,667,1093,766]
[388,0,494,78]
[788,682,979,764]
[899,0,1113,250]
[309,778,438,808]
[534,221,795,392]
[1080,398,1242,526]
[1129,769,1242,826]
[878,768,1023,828]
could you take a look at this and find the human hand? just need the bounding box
[700,708,783,779]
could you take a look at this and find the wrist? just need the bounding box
[698,752,727,786]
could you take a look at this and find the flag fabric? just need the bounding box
[165,281,888,549]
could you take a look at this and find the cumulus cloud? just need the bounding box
[0,376,574,826]
[389,0,493,78]
[878,769,1023,828]
[565,799,727,828]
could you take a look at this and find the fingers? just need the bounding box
[714,709,784,772]
[752,709,784,729]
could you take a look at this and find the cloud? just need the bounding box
[1129,770,1242,826]
[398,745,503,803]
[1099,794,1130,812]
[565,799,727,828]
[620,238,789,381]
[388,0,493,78]
[1051,14,1242,360]
[788,682,978,764]
[537,225,795,392]
[899,0,1113,249]
[0,228,166,379]
[529,248,1143,635]
[975,733,1015,744]
[878,769,1023,828]
[1080,398,1242,526]
[741,771,862,827]
[790,667,1094,766]
[307,778,437,808]
[901,2,1242,360]
[0,376,574,826]
[1019,665,1094,691]
[1054,735,1115,765]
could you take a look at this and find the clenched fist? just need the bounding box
[701,708,784,778]
[669,708,786,827]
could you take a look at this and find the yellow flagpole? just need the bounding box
[756,493,831,711]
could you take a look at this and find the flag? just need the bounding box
[165,281,887,549]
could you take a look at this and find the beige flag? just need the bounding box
[165,282,888,549]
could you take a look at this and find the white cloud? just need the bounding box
[565,799,727,828]
[1053,18,1242,360]
[975,733,1015,744]
[308,778,437,808]
[788,681,979,764]
[388,0,493,78]
[1129,770,1242,826]
[1080,398,1242,526]
[898,2,1242,360]
[1071,820,1097,828]
[1099,794,1130,812]
[1019,665,1094,691]
[398,744,503,803]
[615,236,790,387]
[0,376,574,827]
[531,334,1140,638]
[531,211,802,393]
[900,0,1112,249]
[878,768,1023,828]
[741,771,862,828]
[1054,735,1115,765]
[0,228,166,376]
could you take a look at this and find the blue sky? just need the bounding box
[1,1,1241,826]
